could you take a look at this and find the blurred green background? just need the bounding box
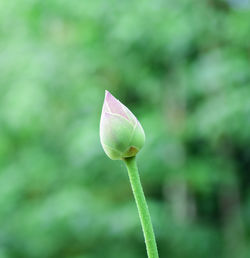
[1,0,250,257]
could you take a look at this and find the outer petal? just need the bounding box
[129,121,145,150]
[100,112,134,159]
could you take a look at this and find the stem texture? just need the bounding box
[123,156,159,258]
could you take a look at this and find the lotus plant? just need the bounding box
[100,90,159,258]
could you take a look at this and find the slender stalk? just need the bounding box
[123,156,159,258]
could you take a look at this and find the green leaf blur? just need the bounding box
[0,0,250,257]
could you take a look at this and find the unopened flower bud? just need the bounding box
[100,90,145,160]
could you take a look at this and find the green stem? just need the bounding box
[123,156,159,258]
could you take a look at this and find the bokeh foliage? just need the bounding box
[0,0,250,257]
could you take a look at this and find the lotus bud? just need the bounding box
[100,90,145,160]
